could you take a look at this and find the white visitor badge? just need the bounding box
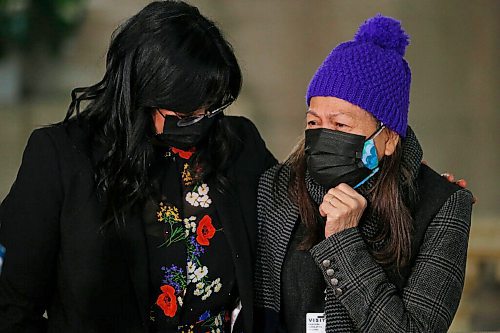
[306,312,326,333]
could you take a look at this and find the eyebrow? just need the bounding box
[307,109,354,120]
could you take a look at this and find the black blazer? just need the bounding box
[0,116,276,333]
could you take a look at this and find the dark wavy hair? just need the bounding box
[64,1,242,226]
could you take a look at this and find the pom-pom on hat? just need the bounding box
[306,14,411,137]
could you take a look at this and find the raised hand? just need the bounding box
[319,183,368,238]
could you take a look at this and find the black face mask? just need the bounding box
[305,127,383,189]
[154,114,216,150]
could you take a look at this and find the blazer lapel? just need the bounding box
[208,179,254,333]
[116,209,150,327]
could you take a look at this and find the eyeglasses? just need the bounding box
[171,99,234,127]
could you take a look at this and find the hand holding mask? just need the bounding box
[319,183,368,237]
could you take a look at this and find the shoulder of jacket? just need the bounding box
[439,187,474,215]
[224,115,255,127]
[28,123,66,149]
[29,119,92,160]
[224,115,259,135]
[258,164,289,196]
[417,163,467,198]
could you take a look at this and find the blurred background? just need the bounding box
[0,0,498,331]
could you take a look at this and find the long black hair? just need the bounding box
[64,1,242,226]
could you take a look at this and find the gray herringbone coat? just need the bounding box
[254,129,473,333]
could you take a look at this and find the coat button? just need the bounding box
[330,278,339,286]
[322,259,331,267]
[326,268,335,276]
[334,288,343,296]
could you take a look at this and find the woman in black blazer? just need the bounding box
[0,2,275,332]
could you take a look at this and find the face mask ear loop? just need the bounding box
[367,122,386,140]
[354,123,385,189]
[353,167,380,189]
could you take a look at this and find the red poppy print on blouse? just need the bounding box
[196,215,216,246]
[171,147,195,160]
[156,284,178,317]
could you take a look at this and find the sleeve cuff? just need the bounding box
[309,227,368,299]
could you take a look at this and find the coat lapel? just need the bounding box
[116,209,150,327]
[208,178,254,333]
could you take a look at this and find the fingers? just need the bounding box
[319,204,327,217]
[320,193,349,218]
[320,189,347,222]
[329,183,367,210]
[442,172,468,189]
[441,172,455,183]
[321,183,367,216]
[436,171,476,205]
[441,173,472,194]
[456,179,467,188]
[326,188,355,208]
[320,183,367,238]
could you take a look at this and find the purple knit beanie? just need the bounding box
[306,14,411,137]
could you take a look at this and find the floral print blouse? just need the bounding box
[143,146,236,333]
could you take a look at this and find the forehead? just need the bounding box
[308,96,369,120]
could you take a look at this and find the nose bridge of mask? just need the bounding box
[305,129,365,159]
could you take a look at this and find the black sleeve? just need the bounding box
[0,129,63,332]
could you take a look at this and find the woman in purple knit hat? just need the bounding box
[254,14,474,333]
